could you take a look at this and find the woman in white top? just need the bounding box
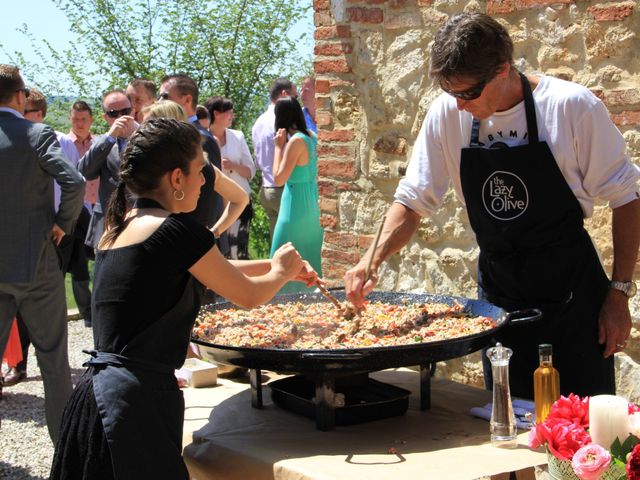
[206,96,256,259]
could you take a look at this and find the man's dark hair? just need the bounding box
[71,100,93,117]
[26,88,47,117]
[274,96,309,137]
[0,64,24,104]
[128,78,157,99]
[204,96,233,123]
[269,77,294,102]
[101,89,128,108]
[430,13,514,86]
[161,74,199,110]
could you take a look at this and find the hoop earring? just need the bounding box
[173,189,185,201]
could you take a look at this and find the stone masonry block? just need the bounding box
[611,111,640,126]
[316,111,333,127]
[319,197,338,213]
[604,88,640,107]
[320,214,339,229]
[314,0,330,11]
[515,0,571,9]
[318,129,356,142]
[314,12,333,27]
[317,144,353,158]
[587,3,634,21]
[316,79,331,94]
[346,7,384,23]
[318,160,357,178]
[322,248,361,264]
[486,0,516,14]
[314,42,354,56]
[314,59,352,74]
[318,180,336,197]
[385,12,422,29]
[315,25,352,40]
[373,135,408,156]
[325,231,359,248]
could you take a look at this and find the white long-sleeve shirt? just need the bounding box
[395,75,640,218]
[251,104,277,187]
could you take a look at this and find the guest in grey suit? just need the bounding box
[78,90,136,248]
[0,64,85,443]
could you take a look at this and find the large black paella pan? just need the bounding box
[192,290,540,374]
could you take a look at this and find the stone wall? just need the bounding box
[313,0,640,398]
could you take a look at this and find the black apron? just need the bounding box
[85,198,203,479]
[459,72,614,399]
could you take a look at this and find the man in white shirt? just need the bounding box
[251,77,297,241]
[345,13,640,400]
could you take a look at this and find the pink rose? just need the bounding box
[534,419,592,461]
[571,444,611,480]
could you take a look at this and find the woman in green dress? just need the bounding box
[270,97,324,293]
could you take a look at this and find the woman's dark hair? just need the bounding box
[102,118,201,247]
[274,96,309,137]
[430,12,514,86]
[204,96,233,124]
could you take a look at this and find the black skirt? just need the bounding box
[50,370,115,480]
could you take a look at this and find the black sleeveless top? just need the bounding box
[92,213,216,368]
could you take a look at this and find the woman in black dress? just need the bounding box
[50,118,317,480]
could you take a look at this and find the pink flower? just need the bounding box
[571,444,611,480]
[532,419,592,461]
[630,403,640,415]
[547,394,590,428]
[529,426,543,449]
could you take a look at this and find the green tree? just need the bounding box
[2,0,312,258]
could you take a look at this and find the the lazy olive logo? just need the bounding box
[482,171,528,220]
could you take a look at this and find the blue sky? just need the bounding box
[0,0,314,93]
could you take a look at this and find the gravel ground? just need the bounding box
[1,319,93,480]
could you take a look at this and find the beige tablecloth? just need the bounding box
[182,369,546,480]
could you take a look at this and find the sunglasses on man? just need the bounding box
[157,92,170,100]
[104,107,133,119]
[440,77,489,101]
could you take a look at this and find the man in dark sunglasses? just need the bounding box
[346,12,640,406]
[78,89,137,249]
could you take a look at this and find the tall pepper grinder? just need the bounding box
[486,342,518,448]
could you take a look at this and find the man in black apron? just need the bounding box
[345,12,640,400]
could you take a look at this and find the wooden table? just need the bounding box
[182,369,547,480]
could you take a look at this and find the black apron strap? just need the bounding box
[84,349,174,376]
[470,117,482,146]
[519,72,539,144]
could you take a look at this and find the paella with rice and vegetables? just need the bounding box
[193,300,496,350]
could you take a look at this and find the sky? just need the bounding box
[0,0,314,93]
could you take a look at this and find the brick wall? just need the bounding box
[313,0,640,393]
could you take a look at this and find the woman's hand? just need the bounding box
[271,242,303,279]
[295,260,320,287]
[274,128,288,149]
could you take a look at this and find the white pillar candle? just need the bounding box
[589,395,629,450]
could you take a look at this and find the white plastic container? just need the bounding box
[175,358,218,388]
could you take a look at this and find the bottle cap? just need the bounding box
[539,344,552,355]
